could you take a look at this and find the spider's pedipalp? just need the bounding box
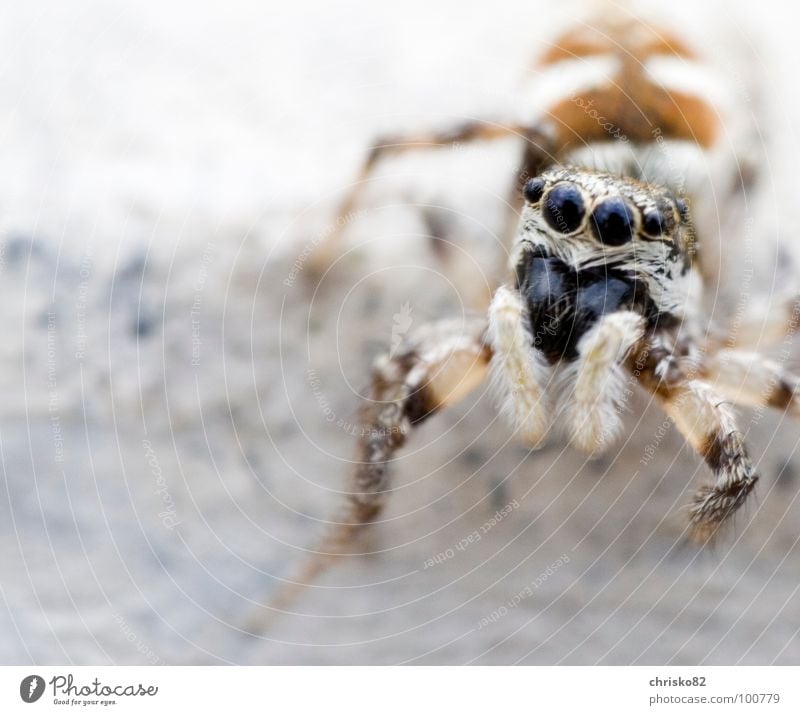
[488,284,551,444]
[247,316,490,630]
[560,310,645,453]
[643,375,759,542]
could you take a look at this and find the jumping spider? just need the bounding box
[255,15,800,624]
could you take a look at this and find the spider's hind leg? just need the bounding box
[308,120,556,281]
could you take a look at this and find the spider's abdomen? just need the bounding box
[519,253,667,363]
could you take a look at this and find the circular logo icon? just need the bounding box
[20,675,45,703]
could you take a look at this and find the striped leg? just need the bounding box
[641,367,759,542]
[701,349,800,418]
[488,285,552,444]
[308,120,555,278]
[248,316,491,630]
[562,310,645,453]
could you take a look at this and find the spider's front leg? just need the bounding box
[639,349,759,542]
[248,316,491,629]
[346,315,491,531]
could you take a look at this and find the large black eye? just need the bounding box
[643,208,666,237]
[542,183,585,234]
[590,196,635,246]
[676,197,690,222]
[523,177,546,204]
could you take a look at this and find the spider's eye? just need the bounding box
[675,197,690,221]
[590,196,635,246]
[523,177,546,204]
[643,208,666,237]
[542,183,585,234]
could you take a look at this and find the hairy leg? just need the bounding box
[640,359,759,542]
[701,348,800,418]
[248,316,491,629]
[488,284,552,444]
[561,310,645,453]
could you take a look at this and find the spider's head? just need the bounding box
[514,166,699,326]
[517,166,694,270]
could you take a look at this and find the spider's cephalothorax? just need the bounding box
[512,167,695,365]
[252,14,800,627]
[485,166,705,457]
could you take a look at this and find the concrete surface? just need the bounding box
[2,0,800,665]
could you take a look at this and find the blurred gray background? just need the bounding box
[2,0,800,664]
